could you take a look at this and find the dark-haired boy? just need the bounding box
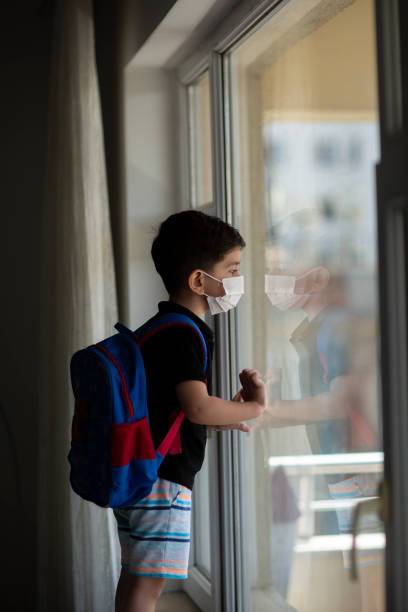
[114,210,265,612]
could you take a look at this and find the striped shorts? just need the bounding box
[113,478,192,580]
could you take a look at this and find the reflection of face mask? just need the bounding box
[264,273,310,311]
[203,272,245,315]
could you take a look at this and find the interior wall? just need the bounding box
[94,0,178,323]
[120,0,178,68]
[0,4,54,611]
[123,67,179,327]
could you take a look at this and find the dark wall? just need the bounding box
[0,3,54,610]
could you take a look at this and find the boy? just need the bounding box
[113,210,265,612]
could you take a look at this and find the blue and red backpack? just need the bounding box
[67,313,207,508]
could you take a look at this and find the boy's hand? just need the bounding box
[239,368,266,409]
[232,390,244,403]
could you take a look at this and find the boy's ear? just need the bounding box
[188,270,205,295]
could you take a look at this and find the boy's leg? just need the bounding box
[115,571,165,612]
[115,568,131,612]
[113,480,192,611]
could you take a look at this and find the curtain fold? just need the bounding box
[38,0,120,609]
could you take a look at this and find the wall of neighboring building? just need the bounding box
[0,4,53,610]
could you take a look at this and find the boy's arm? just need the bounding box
[257,374,353,428]
[208,391,251,432]
[176,369,265,426]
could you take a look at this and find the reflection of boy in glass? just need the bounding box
[263,209,366,448]
[261,208,383,611]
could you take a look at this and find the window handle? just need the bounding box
[350,480,387,580]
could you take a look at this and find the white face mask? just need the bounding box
[264,272,310,311]
[203,272,245,315]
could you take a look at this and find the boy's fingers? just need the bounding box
[240,369,264,387]
[232,389,244,402]
[241,368,256,376]
[240,368,262,379]
[239,370,252,387]
[249,372,264,387]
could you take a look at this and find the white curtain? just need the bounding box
[38,0,120,609]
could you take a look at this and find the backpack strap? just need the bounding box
[135,313,208,374]
[114,313,208,458]
[114,322,135,337]
[156,410,185,458]
[138,313,208,457]
[114,315,208,373]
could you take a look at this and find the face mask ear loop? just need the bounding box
[202,271,224,300]
[201,271,223,285]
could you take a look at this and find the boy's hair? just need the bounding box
[151,210,245,294]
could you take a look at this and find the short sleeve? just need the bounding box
[160,327,208,386]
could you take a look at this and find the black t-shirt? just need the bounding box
[139,301,214,490]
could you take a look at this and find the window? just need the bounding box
[177,0,397,610]
[227,0,384,610]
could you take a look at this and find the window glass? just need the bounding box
[190,310,215,579]
[188,73,213,209]
[228,0,384,610]
[192,444,212,578]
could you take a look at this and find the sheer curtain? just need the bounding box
[38,0,120,609]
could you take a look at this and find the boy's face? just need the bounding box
[205,247,242,297]
[265,244,332,308]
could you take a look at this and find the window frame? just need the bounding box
[180,63,222,612]
[375,1,408,610]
